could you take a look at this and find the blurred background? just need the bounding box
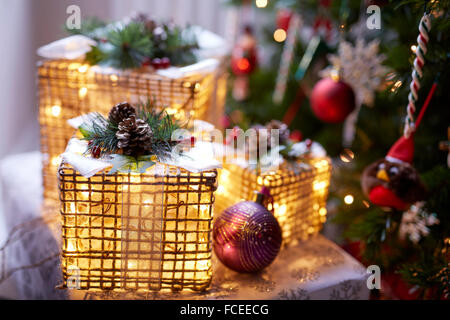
[0,0,232,160]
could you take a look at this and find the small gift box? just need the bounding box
[38,18,228,203]
[214,123,332,246]
[58,103,220,292]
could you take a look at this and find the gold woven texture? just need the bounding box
[214,158,331,245]
[39,59,227,203]
[58,161,217,292]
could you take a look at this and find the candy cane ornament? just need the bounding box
[404,13,432,138]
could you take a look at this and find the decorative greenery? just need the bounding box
[149,22,199,66]
[85,23,153,69]
[68,15,199,69]
[79,100,180,161]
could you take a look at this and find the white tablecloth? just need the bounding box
[0,151,370,300]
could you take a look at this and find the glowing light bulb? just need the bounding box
[344,195,354,205]
[78,87,88,98]
[340,148,354,163]
[273,29,287,42]
[319,208,327,216]
[411,45,417,53]
[51,156,60,166]
[390,80,403,92]
[313,181,326,191]
[78,65,88,73]
[51,105,61,117]
[67,241,76,252]
[217,185,225,194]
[110,74,118,82]
[278,204,287,215]
[256,0,268,8]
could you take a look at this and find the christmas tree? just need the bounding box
[224,0,450,299]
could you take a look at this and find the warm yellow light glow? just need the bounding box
[256,0,268,8]
[51,156,60,167]
[330,69,340,81]
[59,162,217,291]
[51,105,61,117]
[391,80,403,92]
[215,157,331,245]
[313,181,326,191]
[277,204,287,215]
[165,107,177,115]
[217,185,225,194]
[411,45,417,53]
[78,87,88,98]
[38,58,228,206]
[67,241,76,252]
[340,148,354,163]
[344,194,354,205]
[273,29,287,42]
[78,65,88,73]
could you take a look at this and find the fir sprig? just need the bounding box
[79,101,181,160]
[136,100,181,159]
[79,113,119,156]
[86,23,153,69]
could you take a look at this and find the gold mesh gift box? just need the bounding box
[58,161,217,292]
[215,158,331,245]
[39,59,227,202]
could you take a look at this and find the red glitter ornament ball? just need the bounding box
[310,78,356,123]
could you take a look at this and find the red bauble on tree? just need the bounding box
[231,25,258,101]
[231,25,257,76]
[276,9,293,32]
[310,78,356,123]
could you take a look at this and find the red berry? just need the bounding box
[151,58,162,69]
[91,146,101,158]
[161,57,171,68]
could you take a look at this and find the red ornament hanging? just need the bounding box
[231,25,258,101]
[231,25,257,76]
[310,78,356,123]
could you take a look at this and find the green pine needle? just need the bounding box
[81,101,181,160]
[99,22,153,69]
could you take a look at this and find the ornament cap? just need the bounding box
[254,187,272,205]
[386,135,414,164]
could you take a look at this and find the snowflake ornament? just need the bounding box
[399,202,440,244]
[320,38,389,106]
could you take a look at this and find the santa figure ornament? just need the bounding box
[361,136,426,210]
[231,25,258,101]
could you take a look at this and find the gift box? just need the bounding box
[58,157,218,292]
[215,151,331,246]
[38,32,228,203]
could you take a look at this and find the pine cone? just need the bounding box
[108,102,136,125]
[116,115,153,156]
[266,120,290,145]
